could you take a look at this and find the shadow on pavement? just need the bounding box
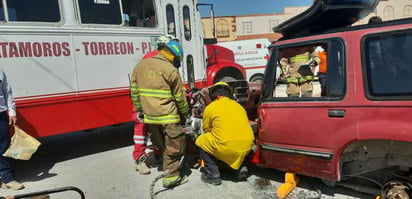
[247,165,373,199]
[10,122,134,182]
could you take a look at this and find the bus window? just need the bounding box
[78,0,122,25]
[0,0,60,22]
[166,4,176,37]
[187,55,195,88]
[183,6,192,41]
[123,0,156,27]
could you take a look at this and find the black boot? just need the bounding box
[201,173,222,185]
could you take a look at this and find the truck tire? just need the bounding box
[250,74,264,82]
[217,76,237,82]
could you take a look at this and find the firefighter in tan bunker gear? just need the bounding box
[130,38,189,188]
[280,46,320,97]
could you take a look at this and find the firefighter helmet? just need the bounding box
[155,35,178,45]
[209,82,234,96]
[165,40,184,61]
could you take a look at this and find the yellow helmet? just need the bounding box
[209,82,234,95]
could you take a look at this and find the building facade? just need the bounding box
[202,0,412,42]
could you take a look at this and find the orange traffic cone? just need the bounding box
[199,158,205,167]
[276,172,299,199]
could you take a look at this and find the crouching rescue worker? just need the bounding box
[195,82,255,185]
[130,37,190,188]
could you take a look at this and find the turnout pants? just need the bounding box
[148,123,186,177]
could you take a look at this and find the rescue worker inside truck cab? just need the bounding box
[195,82,255,186]
[316,45,327,97]
[279,45,320,97]
[130,38,190,188]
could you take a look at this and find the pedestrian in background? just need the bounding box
[0,68,24,190]
[130,37,189,188]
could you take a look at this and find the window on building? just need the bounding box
[216,19,229,37]
[122,0,156,27]
[383,6,394,21]
[364,30,412,99]
[269,20,279,32]
[166,4,176,37]
[404,5,412,18]
[264,40,345,100]
[242,21,252,34]
[0,0,60,22]
[78,0,122,24]
[183,6,192,41]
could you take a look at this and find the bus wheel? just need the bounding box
[382,179,412,199]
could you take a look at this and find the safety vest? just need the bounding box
[318,51,327,73]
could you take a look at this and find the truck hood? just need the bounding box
[273,0,380,39]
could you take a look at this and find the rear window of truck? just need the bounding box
[263,39,346,101]
[364,30,412,99]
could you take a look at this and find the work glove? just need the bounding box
[185,115,193,126]
[137,112,144,123]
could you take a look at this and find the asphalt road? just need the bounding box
[0,123,373,199]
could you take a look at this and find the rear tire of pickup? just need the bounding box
[382,179,412,199]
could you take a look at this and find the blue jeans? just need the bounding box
[318,73,327,97]
[0,111,15,183]
[198,148,221,178]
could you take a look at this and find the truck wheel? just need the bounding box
[382,179,412,199]
[250,75,263,82]
[217,76,237,82]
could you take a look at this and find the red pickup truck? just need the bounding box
[249,0,412,198]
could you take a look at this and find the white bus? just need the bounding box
[0,0,245,137]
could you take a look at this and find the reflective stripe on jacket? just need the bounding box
[130,54,189,124]
[284,51,320,82]
[286,75,314,83]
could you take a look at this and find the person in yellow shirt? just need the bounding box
[195,82,255,185]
